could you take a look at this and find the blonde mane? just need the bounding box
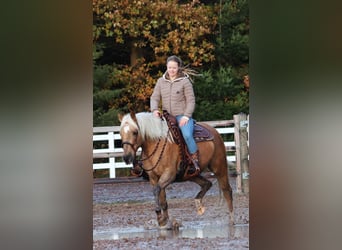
[121,112,173,142]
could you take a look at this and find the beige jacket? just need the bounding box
[150,73,195,118]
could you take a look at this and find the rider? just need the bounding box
[150,55,199,176]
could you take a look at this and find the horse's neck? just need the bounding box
[141,138,167,158]
[142,139,159,151]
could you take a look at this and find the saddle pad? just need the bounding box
[194,124,214,142]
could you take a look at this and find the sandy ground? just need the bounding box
[93,176,249,249]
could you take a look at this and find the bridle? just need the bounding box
[121,125,170,172]
[121,141,136,149]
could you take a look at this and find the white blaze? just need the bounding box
[123,125,130,134]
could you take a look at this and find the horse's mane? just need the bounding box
[121,112,173,142]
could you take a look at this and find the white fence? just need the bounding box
[93,114,249,182]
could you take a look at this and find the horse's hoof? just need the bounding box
[159,219,173,230]
[144,219,159,230]
[228,213,235,225]
[172,218,182,231]
[197,206,206,215]
[195,199,206,215]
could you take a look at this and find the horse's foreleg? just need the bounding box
[153,185,163,224]
[153,184,169,227]
[189,175,213,215]
[158,188,170,228]
[159,188,168,219]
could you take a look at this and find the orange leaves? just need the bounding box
[93,0,217,67]
[109,59,156,112]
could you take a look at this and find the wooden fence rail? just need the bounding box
[93,114,249,193]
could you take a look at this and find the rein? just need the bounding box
[140,138,161,161]
[138,137,168,172]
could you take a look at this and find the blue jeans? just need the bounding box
[176,115,198,154]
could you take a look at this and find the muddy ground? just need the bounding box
[93,175,249,249]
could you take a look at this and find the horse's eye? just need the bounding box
[133,131,138,136]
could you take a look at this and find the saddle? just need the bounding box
[162,111,213,179]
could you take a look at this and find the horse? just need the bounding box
[118,112,234,228]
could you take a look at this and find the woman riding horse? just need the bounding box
[119,112,234,228]
[150,55,199,176]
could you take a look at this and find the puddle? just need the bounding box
[93,223,248,241]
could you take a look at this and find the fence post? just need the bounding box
[234,113,249,193]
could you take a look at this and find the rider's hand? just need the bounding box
[179,116,189,127]
[153,110,161,117]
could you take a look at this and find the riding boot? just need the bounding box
[188,151,200,176]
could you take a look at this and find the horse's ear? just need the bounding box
[118,113,124,122]
[130,111,138,124]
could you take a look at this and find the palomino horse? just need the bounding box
[119,112,234,228]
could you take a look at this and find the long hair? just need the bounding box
[166,55,201,82]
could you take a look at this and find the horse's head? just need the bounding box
[118,112,143,164]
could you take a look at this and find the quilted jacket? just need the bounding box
[150,72,195,118]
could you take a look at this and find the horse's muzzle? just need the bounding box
[123,153,135,165]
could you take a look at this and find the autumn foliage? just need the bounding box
[93,0,216,66]
[93,0,249,125]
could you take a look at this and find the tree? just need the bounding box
[194,66,248,120]
[93,0,249,125]
[197,0,249,120]
[93,0,217,67]
[93,0,219,119]
[216,0,249,68]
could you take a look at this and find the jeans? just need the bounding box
[176,115,198,154]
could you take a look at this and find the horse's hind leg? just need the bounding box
[207,149,234,223]
[189,175,213,215]
[216,174,234,225]
[216,174,233,212]
[208,159,233,208]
